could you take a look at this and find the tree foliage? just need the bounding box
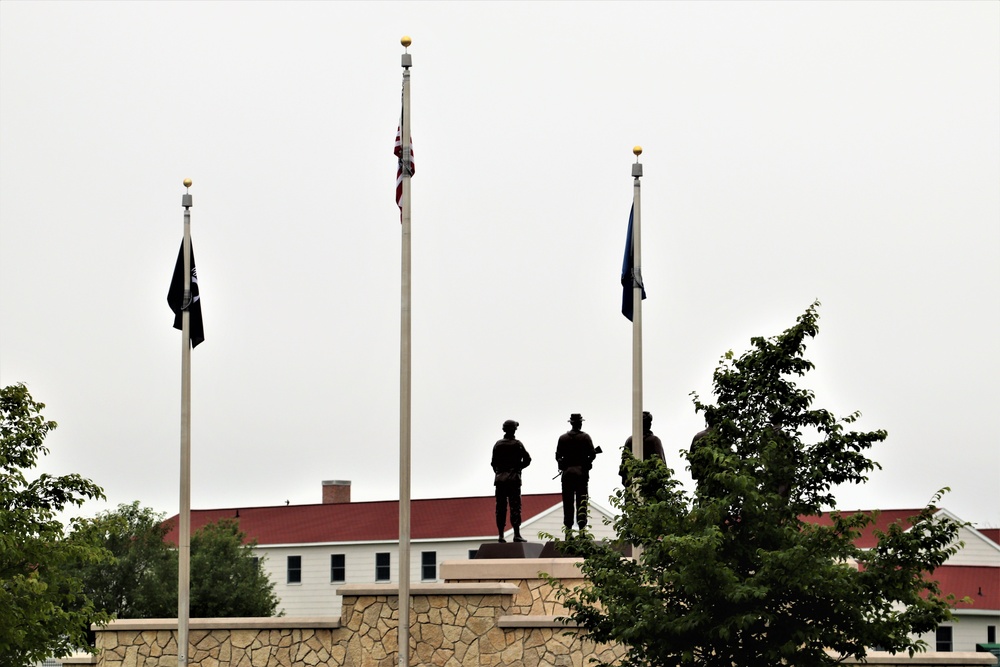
[0,383,111,666]
[188,519,280,618]
[70,506,280,619]
[551,304,962,667]
[68,501,176,618]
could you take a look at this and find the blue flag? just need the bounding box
[620,204,646,321]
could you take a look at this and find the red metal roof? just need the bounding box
[163,500,997,610]
[163,493,563,546]
[930,565,1000,611]
[800,509,932,549]
[800,510,1000,609]
[981,528,1000,546]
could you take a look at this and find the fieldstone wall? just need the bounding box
[89,561,621,667]
[336,581,623,667]
[441,558,586,615]
[88,558,997,667]
[93,619,341,667]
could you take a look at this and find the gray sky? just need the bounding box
[2,1,998,529]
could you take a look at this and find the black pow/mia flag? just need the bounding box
[167,240,205,348]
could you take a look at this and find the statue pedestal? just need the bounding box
[474,541,544,559]
[538,540,633,558]
[538,541,571,558]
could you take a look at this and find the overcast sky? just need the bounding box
[2,1,997,530]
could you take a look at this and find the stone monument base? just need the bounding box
[474,541,544,559]
[538,540,571,558]
[538,540,633,558]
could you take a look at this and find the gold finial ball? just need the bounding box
[633,146,643,157]
[183,178,192,188]
[401,36,412,48]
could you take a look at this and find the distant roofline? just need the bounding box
[181,491,564,514]
[247,536,502,550]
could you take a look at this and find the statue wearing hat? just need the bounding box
[491,419,532,543]
[555,413,597,533]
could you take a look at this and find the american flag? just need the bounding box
[394,121,414,218]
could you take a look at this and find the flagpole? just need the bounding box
[630,148,643,462]
[178,178,193,667]
[398,36,413,667]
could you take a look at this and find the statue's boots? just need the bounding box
[513,527,527,543]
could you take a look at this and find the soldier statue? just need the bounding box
[555,413,597,533]
[491,419,531,543]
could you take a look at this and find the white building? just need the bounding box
[806,507,1000,654]
[165,483,998,654]
[912,512,999,654]
[165,480,617,617]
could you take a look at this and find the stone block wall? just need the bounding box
[441,558,586,615]
[335,581,623,667]
[93,619,341,667]
[89,560,621,667]
[89,558,997,667]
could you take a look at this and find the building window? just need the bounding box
[468,549,478,559]
[936,626,953,652]
[287,555,302,584]
[375,552,390,582]
[330,554,346,583]
[988,625,996,644]
[421,551,437,581]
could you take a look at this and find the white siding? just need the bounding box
[255,539,502,617]
[520,503,617,542]
[929,510,1000,567]
[251,502,617,618]
[948,525,1000,566]
[257,543,378,616]
[904,513,1000,652]
[915,615,1000,653]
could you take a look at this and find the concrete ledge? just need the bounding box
[92,617,339,631]
[59,656,98,665]
[338,582,520,597]
[498,615,579,629]
[441,558,585,581]
[836,653,998,665]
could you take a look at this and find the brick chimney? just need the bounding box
[322,480,351,504]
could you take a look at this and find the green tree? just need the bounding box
[188,519,280,618]
[71,506,280,618]
[0,383,111,666]
[552,304,962,667]
[68,501,176,619]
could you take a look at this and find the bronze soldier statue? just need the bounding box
[492,419,531,543]
[625,411,665,461]
[620,411,666,486]
[555,413,597,533]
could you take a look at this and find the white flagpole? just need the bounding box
[178,178,193,667]
[630,148,644,462]
[398,36,413,667]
